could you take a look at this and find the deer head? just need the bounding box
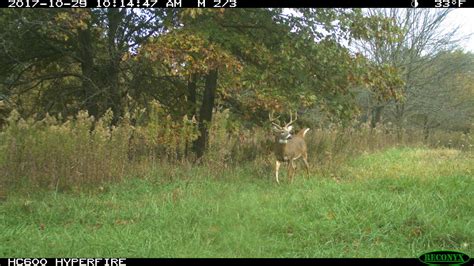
[269,111,310,184]
[269,111,298,144]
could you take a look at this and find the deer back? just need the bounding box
[274,128,309,161]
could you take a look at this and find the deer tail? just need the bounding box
[298,128,310,138]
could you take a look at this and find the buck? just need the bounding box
[269,111,310,184]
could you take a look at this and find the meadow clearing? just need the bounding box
[1,144,472,257]
[1,7,474,259]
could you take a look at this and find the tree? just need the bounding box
[353,9,464,134]
[0,8,404,158]
[0,9,171,120]
[408,50,474,138]
[138,8,403,156]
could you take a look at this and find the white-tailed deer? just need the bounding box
[269,111,310,184]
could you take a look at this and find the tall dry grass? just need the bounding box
[1,107,472,191]
[0,102,198,191]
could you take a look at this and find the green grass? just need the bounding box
[1,147,473,257]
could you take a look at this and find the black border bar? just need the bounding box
[0,258,426,266]
[2,258,472,266]
[1,0,473,8]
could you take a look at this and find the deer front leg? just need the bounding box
[289,160,296,183]
[275,160,281,184]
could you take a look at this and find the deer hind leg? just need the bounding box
[275,160,281,184]
[302,153,310,177]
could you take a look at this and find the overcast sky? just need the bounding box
[283,8,474,53]
[443,9,474,52]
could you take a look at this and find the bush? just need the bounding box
[1,107,472,191]
[0,104,199,191]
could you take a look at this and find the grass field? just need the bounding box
[1,147,473,257]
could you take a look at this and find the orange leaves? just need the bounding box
[347,53,404,102]
[43,9,92,43]
[138,31,242,76]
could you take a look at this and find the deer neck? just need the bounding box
[276,134,293,144]
[274,136,293,162]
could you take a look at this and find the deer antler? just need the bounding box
[285,111,297,128]
[269,111,283,130]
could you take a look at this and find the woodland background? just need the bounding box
[1,8,472,189]
[0,8,473,257]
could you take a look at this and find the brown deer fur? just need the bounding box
[270,112,310,183]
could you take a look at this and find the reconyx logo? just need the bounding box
[419,250,470,265]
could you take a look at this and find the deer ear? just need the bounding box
[272,126,279,131]
[287,125,293,132]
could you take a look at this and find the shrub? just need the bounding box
[1,107,471,191]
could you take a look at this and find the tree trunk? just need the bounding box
[187,73,198,117]
[394,103,405,141]
[423,115,430,141]
[185,73,198,158]
[105,9,124,122]
[193,69,218,159]
[370,105,384,128]
[77,17,98,118]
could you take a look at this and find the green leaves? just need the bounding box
[0,8,406,131]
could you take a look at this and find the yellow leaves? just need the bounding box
[54,9,90,31]
[216,8,226,18]
[46,9,91,43]
[121,52,131,62]
[180,9,225,21]
[138,100,199,158]
[348,55,404,101]
[138,31,242,76]
[6,109,21,124]
[299,94,317,108]
[181,9,204,19]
